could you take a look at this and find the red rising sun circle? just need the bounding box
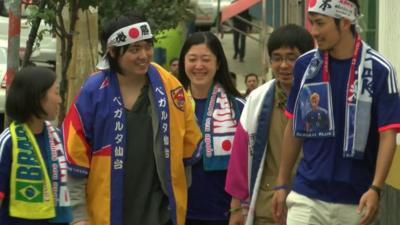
[222,140,231,151]
[129,28,140,38]
[309,0,317,7]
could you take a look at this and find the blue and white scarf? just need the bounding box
[45,122,72,223]
[202,83,240,170]
[293,38,373,159]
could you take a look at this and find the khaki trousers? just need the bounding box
[286,191,376,225]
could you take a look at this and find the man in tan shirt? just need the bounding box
[225,24,314,225]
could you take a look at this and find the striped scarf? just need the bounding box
[9,121,71,222]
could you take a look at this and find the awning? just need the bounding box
[221,0,261,23]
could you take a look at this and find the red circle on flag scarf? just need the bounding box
[129,28,140,39]
[309,0,317,7]
[222,140,231,151]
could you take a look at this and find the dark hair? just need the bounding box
[178,31,241,97]
[267,24,314,57]
[6,66,57,123]
[244,73,259,83]
[229,72,237,80]
[101,12,154,74]
[169,57,179,66]
[349,0,360,15]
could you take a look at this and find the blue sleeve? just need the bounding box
[74,82,95,143]
[0,129,12,199]
[234,97,246,118]
[372,58,400,130]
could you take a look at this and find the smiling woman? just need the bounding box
[178,31,245,225]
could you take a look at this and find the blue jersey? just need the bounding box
[0,129,68,225]
[187,96,244,220]
[305,108,329,132]
[287,49,400,204]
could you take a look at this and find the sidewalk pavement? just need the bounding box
[217,32,265,93]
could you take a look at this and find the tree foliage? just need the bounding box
[22,0,192,123]
[98,0,193,34]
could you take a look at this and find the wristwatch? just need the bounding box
[369,185,382,198]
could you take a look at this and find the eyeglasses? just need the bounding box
[270,55,299,64]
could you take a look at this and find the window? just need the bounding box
[359,0,378,49]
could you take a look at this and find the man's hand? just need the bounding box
[229,197,245,225]
[271,189,288,225]
[229,209,245,225]
[357,188,379,225]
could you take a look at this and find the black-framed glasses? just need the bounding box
[270,55,299,64]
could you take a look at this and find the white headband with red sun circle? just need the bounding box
[97,22,153,70]
[308,0,358,24]
[107,22,153,47]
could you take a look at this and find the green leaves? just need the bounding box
[25,5,56,26]
[98,0,193,35]
[76,0,97,10]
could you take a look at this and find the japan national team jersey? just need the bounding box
[286,47,400,204]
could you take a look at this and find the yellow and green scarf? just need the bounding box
[9,122,71,221]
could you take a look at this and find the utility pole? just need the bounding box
[216,0,221,34]
[216,0,221,24]
[6,0,21,88]
[260,0,268,81]
[5,0,21,128]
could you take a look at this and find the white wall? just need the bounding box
[378,1,400,73]
[379,1,400,189]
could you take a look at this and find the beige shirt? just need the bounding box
[254,82,301,224]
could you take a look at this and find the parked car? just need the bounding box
[0,39,6,128]
[0,0,56,66]
[195,0,232,31]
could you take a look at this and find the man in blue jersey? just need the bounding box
[305,92,329,132]
[272,0,400,225]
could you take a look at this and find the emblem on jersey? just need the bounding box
[100,76,110,89]
[171,87,185,111]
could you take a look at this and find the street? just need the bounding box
[217,31,264,93]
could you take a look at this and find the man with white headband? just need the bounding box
[62,12,202,225]
[272,0,400,225]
